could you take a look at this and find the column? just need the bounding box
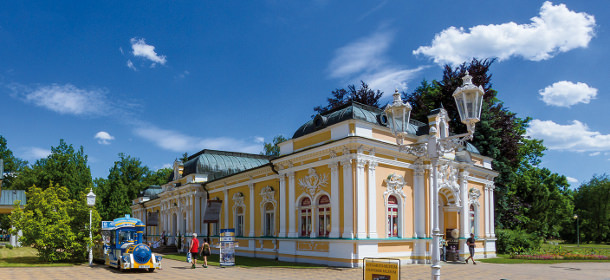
[427,167,434,238]
[249,183,256,237]
[223,189,229,230]
[279,174,287,237]
[484,185,490,238]
[460,170,469,238]
[287,171,297,237]
[413,160,426,238]
[329,162,340,238]
[341,159,354,238]
[355,159,367,239]
[195,194,201,234]
[490,184,496,237]
[367,161,378,238]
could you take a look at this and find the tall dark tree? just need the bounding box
[574,174,610,243]
[403,58,530,228]
[0,135,29,190]
[314,81,383,115]
[12,139,92,200]
[95,153,151,220]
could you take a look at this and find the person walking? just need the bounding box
[465,233,476,265]
[189,233,200,269]
[201,238,211,268]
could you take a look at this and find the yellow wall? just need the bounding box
[293,131,331,151]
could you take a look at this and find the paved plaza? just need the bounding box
[1,256,609,280]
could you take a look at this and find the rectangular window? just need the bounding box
[265,212,274,236]
[237,214,244,236]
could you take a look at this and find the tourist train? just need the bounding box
[93,214,162,272]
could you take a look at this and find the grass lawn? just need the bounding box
[0,247,74,267]
[479,243,610,264]
[162,252,328,268]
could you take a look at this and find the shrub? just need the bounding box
[496,229,542,254]
[6,244,13,249]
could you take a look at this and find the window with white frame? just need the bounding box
[469,204,476,236]
[299,197,312,237]
[317,195,330,237]
[264,202,275,236]
[387,195,399,237]
[236,207,244,237]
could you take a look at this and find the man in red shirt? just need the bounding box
[189,233,200,269]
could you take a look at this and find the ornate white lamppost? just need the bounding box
[86,188,96,266]
[385,72,484,280]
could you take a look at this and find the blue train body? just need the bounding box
[94,214,161,272]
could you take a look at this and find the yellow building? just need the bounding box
[131,102,498,267]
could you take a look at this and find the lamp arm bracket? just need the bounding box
[437,132,473,154]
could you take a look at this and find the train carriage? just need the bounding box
[94,214,162,272]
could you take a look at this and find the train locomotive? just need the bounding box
[94,214,162,272]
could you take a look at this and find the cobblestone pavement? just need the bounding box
[1,257,609,280]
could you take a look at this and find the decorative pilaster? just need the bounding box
[279,174,287,237]
[223,189,229,230]
[341,159,354,238]
[413,159,426,238]
[329,162,340,238]
[460,169,470,238]
[249,183,255,237]
[287,171,297,237]
[355,159,367,239]
[367,161,378,238]
[490,182,496,237]
[484,184,490,238]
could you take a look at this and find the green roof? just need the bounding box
[0,190,26,206]
[292,101,427,139]
[182,150,270,181]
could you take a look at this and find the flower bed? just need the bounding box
[512,253,608,260]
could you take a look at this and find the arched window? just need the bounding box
[317,195,330,237]
[236,207,244,237]
[469,204,476,236]
[299,197,312,237]
[263,203,275,236]
[387,195,399,237]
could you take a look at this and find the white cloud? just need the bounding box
[527,119,610,152]
[254,137,265,143]
[566,176,579,185]
[95,131,115,145]
[130,38,167,66]
[589,152,600,156]
[413,1,596,66]
[328,30,425,96]
[133,125,263,154]
[10,83,109,116]
[539,81,597,107]
[126,59,137,71]
[20,147,51,161]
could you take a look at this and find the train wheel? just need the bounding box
[118,260,123,272]
[147,268,155,273]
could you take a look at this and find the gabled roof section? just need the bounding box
[292,101,428,139]
[182,149,270,181]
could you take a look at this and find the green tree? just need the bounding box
[0,135,29,190]
[145,168,172,186]
[314,81,383,115]
[9,184,100,263]
[261,135,288,157]
[574,174,610,243]
[12,139,92,200]
[95,153,151,220]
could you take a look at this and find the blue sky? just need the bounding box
[1,1,608,187]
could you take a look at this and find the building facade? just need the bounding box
[131,102,498,267]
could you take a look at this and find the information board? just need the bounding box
[219,228,235,266]
[363,258,400,280]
